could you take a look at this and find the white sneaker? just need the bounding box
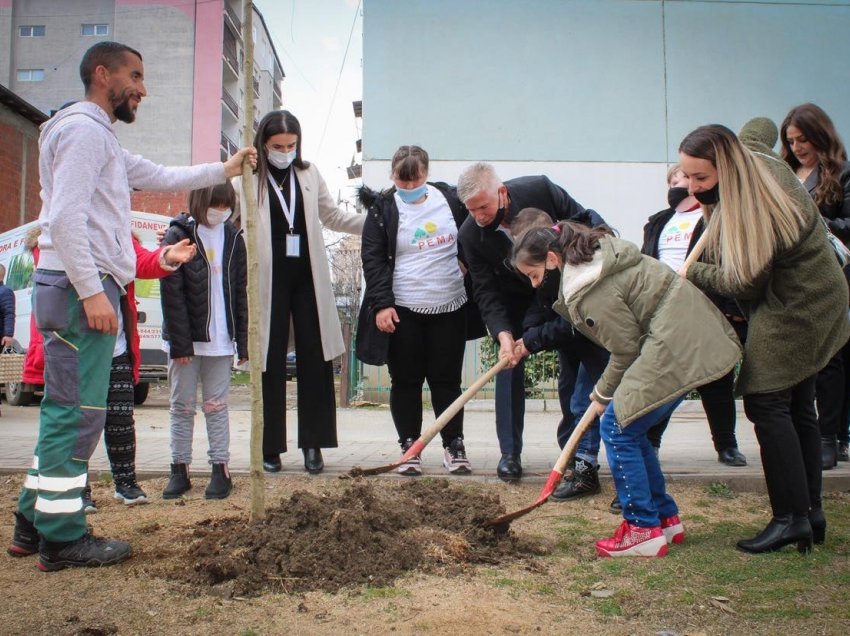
[443,437,472,474]
[397,438,422,476]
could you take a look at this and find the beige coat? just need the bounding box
[233,164,364,370]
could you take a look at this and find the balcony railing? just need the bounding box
[220,132,239,158]
[221,89,238,117]
[224,2,241,34]
[253,76,260,97]
[223,39,238,73]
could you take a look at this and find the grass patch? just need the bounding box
[706,482,735,498]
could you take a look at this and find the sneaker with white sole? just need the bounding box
[397,438,422,476]
[114,483,149,506]
[595,520,668,558]
[661,515,684,545]
[443,437,472,474]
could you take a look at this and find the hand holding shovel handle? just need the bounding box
[482,402,599,530]
[350,357,511,477]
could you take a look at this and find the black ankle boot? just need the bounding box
[162,463,191,499]
[809,508,826,545]
[736,514,813,554]
[205,463,232,500]
[821,435,838,470]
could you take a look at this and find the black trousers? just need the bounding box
[743,376,821,517]
[554,333,609,448]
[262,245,336,455]
[386,306,466,447]
[815,336,850,441]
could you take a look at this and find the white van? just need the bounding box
[0,211,173,405]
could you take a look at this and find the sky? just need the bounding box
[254,0,363,209]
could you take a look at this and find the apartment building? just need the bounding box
[0,0,284,215]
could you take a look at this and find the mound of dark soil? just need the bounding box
[176,479,546,596]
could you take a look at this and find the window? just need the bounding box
[19,25,46,37]
[81,24,109,36]
[17,69,45,82]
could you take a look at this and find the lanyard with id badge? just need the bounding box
[268,173,300,257]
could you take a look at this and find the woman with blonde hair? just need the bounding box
[781,103,850,468]
[679,124,850,553]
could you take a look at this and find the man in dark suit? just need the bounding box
[456,162,606,481]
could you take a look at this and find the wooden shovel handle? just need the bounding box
[414,356,510,450]
[681,230,710,273]
[551,403,599,477]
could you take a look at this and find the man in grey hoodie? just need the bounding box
[6,41,256,571]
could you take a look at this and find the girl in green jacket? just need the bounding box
[512,222,740,558]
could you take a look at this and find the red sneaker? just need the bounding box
[595,520,668,558]
[661,515,685,545]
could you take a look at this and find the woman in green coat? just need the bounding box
[679,124,850,554]
[512,222,740,558]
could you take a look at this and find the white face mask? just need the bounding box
[206,208,232,226]
[266,148,297,169]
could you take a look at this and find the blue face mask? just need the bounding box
[396,183,428,204]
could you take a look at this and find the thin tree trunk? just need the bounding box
[241,0,264,521]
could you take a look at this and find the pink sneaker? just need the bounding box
[595,520,668,558]
[661,515,685,545]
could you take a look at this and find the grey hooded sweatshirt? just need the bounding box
[37,101,226,299]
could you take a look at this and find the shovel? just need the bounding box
[349,357,510,477]
[482,398,599,531]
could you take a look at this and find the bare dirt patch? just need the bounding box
[170,479,545,597]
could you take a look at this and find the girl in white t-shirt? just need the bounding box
[160,181,248,500]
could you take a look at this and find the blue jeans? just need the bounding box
[600,397,683,528]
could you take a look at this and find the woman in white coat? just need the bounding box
[234,110,364,474]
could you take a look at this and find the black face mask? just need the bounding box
[538,266,561,305]
[667,186,690,210]
[694,184,719,205]
[483,195,507,231]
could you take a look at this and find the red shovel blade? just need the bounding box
[348,438,427,477]
[481,469,563,530]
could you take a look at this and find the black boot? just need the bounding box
[736,514,813,554]
[303,448,324,474]
[205,463,233,500]
[7,511,39,557]
[821,435,838,470]
[550,458,600,501]
[809,507,826,545]
[162,463,191,499]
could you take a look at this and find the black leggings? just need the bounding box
[386,306,467,447]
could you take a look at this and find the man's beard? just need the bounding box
[110,89,137,123]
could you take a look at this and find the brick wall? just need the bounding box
[130,191,189,218]
[0,118,40,232]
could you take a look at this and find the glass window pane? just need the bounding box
[33,25,45,36]
[96,24,108,35]
[82,24,94,35]
[32,69,44,81]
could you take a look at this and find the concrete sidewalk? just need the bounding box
[1,392,849,491]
